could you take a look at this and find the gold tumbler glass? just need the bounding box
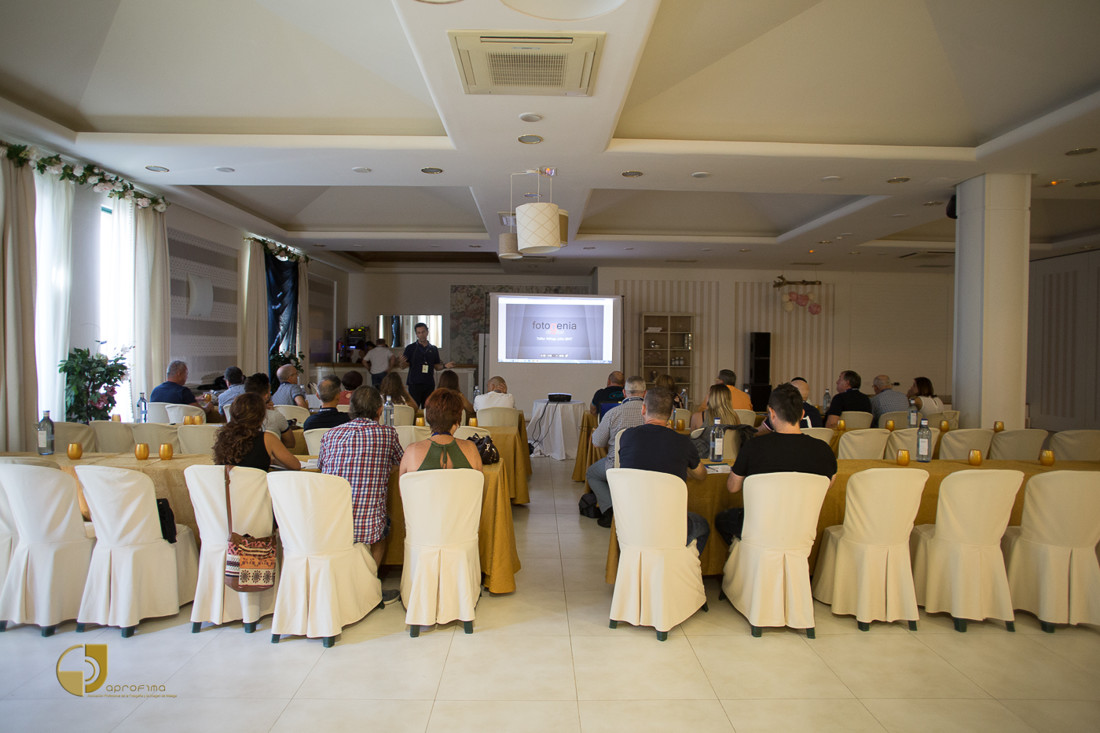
[468,417,478,427]
[940,420,950,433]
[896,449,910,466]
[837,419,846,431]
[1039,449,1055,466]
[67,443,83,460]
[111,414,121,422]
[135,443,150,460]
[676,418,685,430]
[159,443,173,460]
[993,421,1005,433]
[885,420,895,431]
[968,449,982,466]
[415,416,424,426]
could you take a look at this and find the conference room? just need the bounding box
[1,1,1099,731]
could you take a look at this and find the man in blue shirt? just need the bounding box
[398,322,454,407]
[150,360,217,421]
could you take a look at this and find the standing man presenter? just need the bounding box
[398,322,454,407]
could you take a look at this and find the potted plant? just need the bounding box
[58,346,129,423]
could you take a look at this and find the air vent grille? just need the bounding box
[487,52,567,87]
[449,30,604,96]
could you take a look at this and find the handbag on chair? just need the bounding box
[223,466,277,592]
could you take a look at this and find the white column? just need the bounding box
[952,173,1031,429]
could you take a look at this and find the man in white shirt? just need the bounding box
[473,376,515,411]
[363,341,395,387]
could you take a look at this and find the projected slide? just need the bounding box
[498,296,614,364]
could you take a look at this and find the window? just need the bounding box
[99,204,135,420]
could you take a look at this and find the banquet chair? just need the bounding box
[734,409,758,427]
[54,421,97,453]
[132,422,180,453]
[165,404,205,424]
[336,404,350,413]
[673,408,691,428]
[1001,471,1100,632]
[607,468,707,640]
[392,404,416,427]
[840,411,873,429]
[266,472,383,646]
[837,429,890,459]
[73,466,199,636]
[689,428,704,439]
[878,410,910,429]
[1045,430,1100,461]
[884,427,941,462]
[803,427,835,445]
[720,472,830,637]
[988,429,1047,460]
[921,413,946,431]
[910,469,1024,632]
[178,424,221,455]
[399,469,483,636]
[185,465,276,633]
[91,420,137,453]
[941,410,960,430]
[476,407,521,427]
[0,466,93,636]
[396,425,430,450]
[0,456,58,468]
[454,425,490,440]
[304,428,330,455]
[812,468,928,630]
[274,404,311,424]
[0,478,17,593]
[145,402,172,424]
[938,429,994,460]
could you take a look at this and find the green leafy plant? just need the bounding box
[269,350,305,375]
[59,346,130,423]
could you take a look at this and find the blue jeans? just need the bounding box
[687,511,710,554]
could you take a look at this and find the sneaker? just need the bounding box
[381,589,401,605]
[596,508,614,528]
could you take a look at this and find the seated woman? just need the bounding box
[337,370,363,405]
[689,383,741,430]
[380,371,418,408]
[213,392,301,471]
[437,369,475,420]
[654,373,684,410]
[907,376,944,414]
[399,388,483,476]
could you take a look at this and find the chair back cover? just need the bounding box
[165,404,205,424]
[336,404,350,413]
[988,429,1047,460]
[840,411,873,429]
[178,424,221,455]
[1046,430,1100,461]
[931,469,1023,545]
[54,421,97,452]
[0,478,15,585]
[274,404,310,423]
[941,410,960,430]
[399,469,484,626]
[837,429,890,459]
[145,402,172,423]
[0,465,93,626]
[185,465,275,625]
[0,456,59,467]
[802,427,835,445]
[91,420,137,452]
[673,408,691,427]
[734,409,757,426]
[392,404,415,426]
[304,428,330,454]
[878,410,909,428]
[454,425,491,440]
[476,407,521,427]
[938,429,994,460]
[884,427,941,461]
[132,422,180,452]
[843,468,927,545]
[607,468,706,632]
[396,425,431,449]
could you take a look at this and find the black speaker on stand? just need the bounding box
[748,332,771,412]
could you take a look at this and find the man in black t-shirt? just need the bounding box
[303,376,352,431]
[715,383,837,544]
[398,322,454,407]
[589,371,626,416]
[824,370,872,429]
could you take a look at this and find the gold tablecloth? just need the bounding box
[572,412,606,483]
[605,458,1100,583]
[485,424,531,504]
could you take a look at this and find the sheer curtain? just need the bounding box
[132,204,170,401]
[297,258,310,385]
[99,197,135,418]
[1,157,38,451]
[33,173,73,419]
[239,238,268,374]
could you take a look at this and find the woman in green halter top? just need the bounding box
[399,388,483,476]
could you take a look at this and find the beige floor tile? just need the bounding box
[511,509,560,535]
[1027,625,1100,675]
[999,699,1100,733]
[470,590,569,636]
[437,636,576,700]
[559,529,614,559]
[427,700,580,733]
[563,557,616,592]
[296,633,451,699]
[0,697,143,733]
[692,634,853,699]
[810,600,913,635]
[915,609,1025,634]
[680,595,754,636]
[567,588,668,638]
[272,699,433,733]
[519,558,565,592]
[516,532,561,559]
[861,699,1035,733]
[573,636,716,700]
[113,697,290,733]
[720,698,886,732]
[555,512,601,535]
[580,699,734,732]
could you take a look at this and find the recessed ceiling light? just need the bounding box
[469,244,482,248]
[621,170,644,178]
[352,166,371,174]
[701,248,712,252]
[839,232,853,236]
[1039,179,1068,187]
[817,240,832,245]
[522,192,540,199]
[890,213,910,218]
[809,249,816,254]
[821,175,842,182]
[1075,180,1100,187]
[923,200,944,206]
[145,165,169,173]
[583,246,596,250]
[518,134,543,144]
[215,166,235,173]
[518,112,543,122]
[624,247,634,251]
[421,167,444,174]
[691,171,711,178]
[848,251,861,255]
[886,176,911,184]
[739,248,751,253]
[1065,147,1097,156]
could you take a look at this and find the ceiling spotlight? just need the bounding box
[820,175,842,182]
[1065,147,1097,156]
[522,192,540,199]
[145,165,169,173]
[691,171,711,179]
[352,166,372,174]
[808,249,816,254]
[625,247,634,251]
[817,240,832,245]
[583,246,596,250]
[518,134,543,144]
[1075,180,1100,188]
[469,244,482,248]
[739,248,751,253]
[848,250,861,255]
[1040,179,1068,187]
[886,176,911,184]
[923,200,944,206]
[621,170,644,178]
[421,167,444,174]
[518,112,543,123]
[890,213,910,218]
[215,166,235,173]
[839,232,853,236]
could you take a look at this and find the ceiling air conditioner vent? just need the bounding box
[449,31,604,96]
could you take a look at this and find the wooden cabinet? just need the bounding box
[641,313,694,403]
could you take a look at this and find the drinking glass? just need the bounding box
[885,420,895,431]
[993,421,1005,433]
[135,443,150,460]
[939,420,949,433]
[67,443,83,460]
[468,417,478,427]
[1039,449,1055,466]
[837,419,846,431]
[968,449,982,466]
[159,443,173,460]
[111,414,122,422]
[415,416,424,426]
[676,418,685,430]
[896,449,910,466]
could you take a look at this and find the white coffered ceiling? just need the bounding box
[0,0,1098,275]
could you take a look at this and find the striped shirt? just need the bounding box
[317,418,403,544]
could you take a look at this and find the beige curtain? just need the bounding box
[238,238,268,374]
[297,258,310,386]
[132,205,170,397]
[1,158,38,451]
[33,172,73,419]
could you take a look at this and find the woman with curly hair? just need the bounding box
[212,392,300,471]
[379,371,417,408]
[399,388,482,475]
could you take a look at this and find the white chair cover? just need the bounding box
[132,422,180,453]
[185,465,276,626]
[274,404,311,424]
[74,466,199,628]
[942,410,960,430]
[476,407,521,427]
[0,466,93,628]
[837,429,890,459]
[165,404,205,424]
[802,427,835,445]
[673,408,691,427]
[988,429,1047,460]
[399,469,483,628]
[304,428,330,455]
[396,425,431,449]
[453,426,490,440]
[1002,471,1100,626]
[91,420,137,453]
[812,468,928,623]
[392,404,415,427]
[178,424,221,455]
[840,411,873,429]
[54,421,97,453]
[0,481,14,588]
[734,409,757,426]
[336,404,351,413]
[0,456,58,467]
[878,410,910,429]
[721,472,830,630]
[1046,430,1100,461]
[910,469,1024,622]
[266,472,382,639]
[607,468,706,633]
[938,429,994,460]
[145,402,172,424]
[884,428,941,461]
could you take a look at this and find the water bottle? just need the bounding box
[473,384,481,399]
[709,418,723,461]
[916,418,932,462]
[822,388,831,411]
[382,395,394,427]
[679,388,689,411]
[137,392,148,423]
[37,410,55,455]
[907,399,919,428]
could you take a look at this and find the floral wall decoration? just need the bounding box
[773,275,824,316]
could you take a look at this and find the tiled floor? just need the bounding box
[2,455,1099,732]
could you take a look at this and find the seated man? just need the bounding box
[217,366,246,416]
[150,360,216,418]
[715,383,837,544]
[303,375,352,431]
[756,377,822,432]
[589,370,625,416]
[317,385,403,602]
[272,364,308,408]
[824,370,873,429]
[473,376,515,411]
[869,374,908,427]
[617,386,710,553]
[338,370,363,405]
[243,372,296,449]
[585,376,647,527]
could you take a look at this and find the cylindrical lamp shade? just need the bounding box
[498,232,522,259]
[516,202,561,254]
[558,209,569,244]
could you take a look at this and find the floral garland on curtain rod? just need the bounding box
[247,235,310,263]
[0,138,169,211]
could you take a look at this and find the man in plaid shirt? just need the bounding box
[318,386,403,574]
